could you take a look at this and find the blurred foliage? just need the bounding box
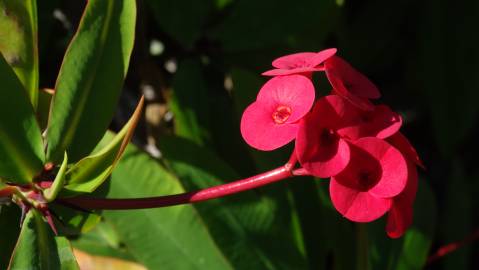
[4,0,475,269]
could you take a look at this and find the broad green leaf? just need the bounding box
[71,219,137,261]
[0,205,20,269]
[9,209,79,270]
[159,136,307,269]
[46,0,136,163]
[97,140,234,270]
[0,53,44,184]
[63,97,144,194]
[0,0,39,108]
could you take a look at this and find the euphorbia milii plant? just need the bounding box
[0,1,423,268]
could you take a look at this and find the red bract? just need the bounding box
[240,75,315,151]
[338,104,402,140]
[296,95,354,178]
[330,137,408,222]
[262,48,337,76]
[325,56,380,111]
[386,160,418,238]
[387,132,425,169]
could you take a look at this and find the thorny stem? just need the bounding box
[61,163,305,210]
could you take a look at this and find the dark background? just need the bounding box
[37,0,478,269]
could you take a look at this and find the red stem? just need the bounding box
[427,227,479,264]
[60,165,293,210]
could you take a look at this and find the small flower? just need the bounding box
[295,95,354,178]
[329,137,408,222]
[262,48,337,76]
[324,56,380,111]
[240,75,315,151]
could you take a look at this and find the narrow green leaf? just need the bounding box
[63,97,144,194]
[0,0,39,108]
[97,140,234,270]
[8,209,79,270]
[0,53,44,184]
[46,0,136,163]
[44,152,68,202]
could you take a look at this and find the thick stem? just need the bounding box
[60,165,293,210]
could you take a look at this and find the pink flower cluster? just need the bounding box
[240,49,424,238]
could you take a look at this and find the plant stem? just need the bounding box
[356,223,369,270]
[60,165,293,210]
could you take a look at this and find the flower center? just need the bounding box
[357,170,377,191]
[320,128,337,146]
[272,105,292,124]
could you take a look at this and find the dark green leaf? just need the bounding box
[0,205,21,269]
[145,0,215,49]
[0,0,39,108]
[63,97,144,194]
[46,0,136,163]
[0,53,44,184]
[9,209,79,270]
[97,140,234,270]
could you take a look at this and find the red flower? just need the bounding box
[240,75,315,151]
[324,56,380,111]
[262,49,337,76]
[329,137,408,222]
[295,95,354,178]
[387,132,425,169]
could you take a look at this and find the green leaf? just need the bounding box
[97,140,234,270]
[159,136,307,269]
[9,209,79,270]
[71,219,137,261]
[0,0,39,108]
[63,97,144,194]
[0,205,21,269]
[46,0,136,163]
[0,53,44,184]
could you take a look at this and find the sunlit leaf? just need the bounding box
[0,53,44,184]
[97,140,234,269]
[0,0,39,108]
[46,0,136,163]
[63,97,144,194]
[9,209,79,270]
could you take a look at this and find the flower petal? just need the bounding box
[330,177,392,222]
[262,67,324,76]
[240,101,298,151]
[256,75,315,123]
[385,161,418,238]
[338,105,402,140]
[354,137,408,198]
[325,56,381,99]
[387,132,425,169]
